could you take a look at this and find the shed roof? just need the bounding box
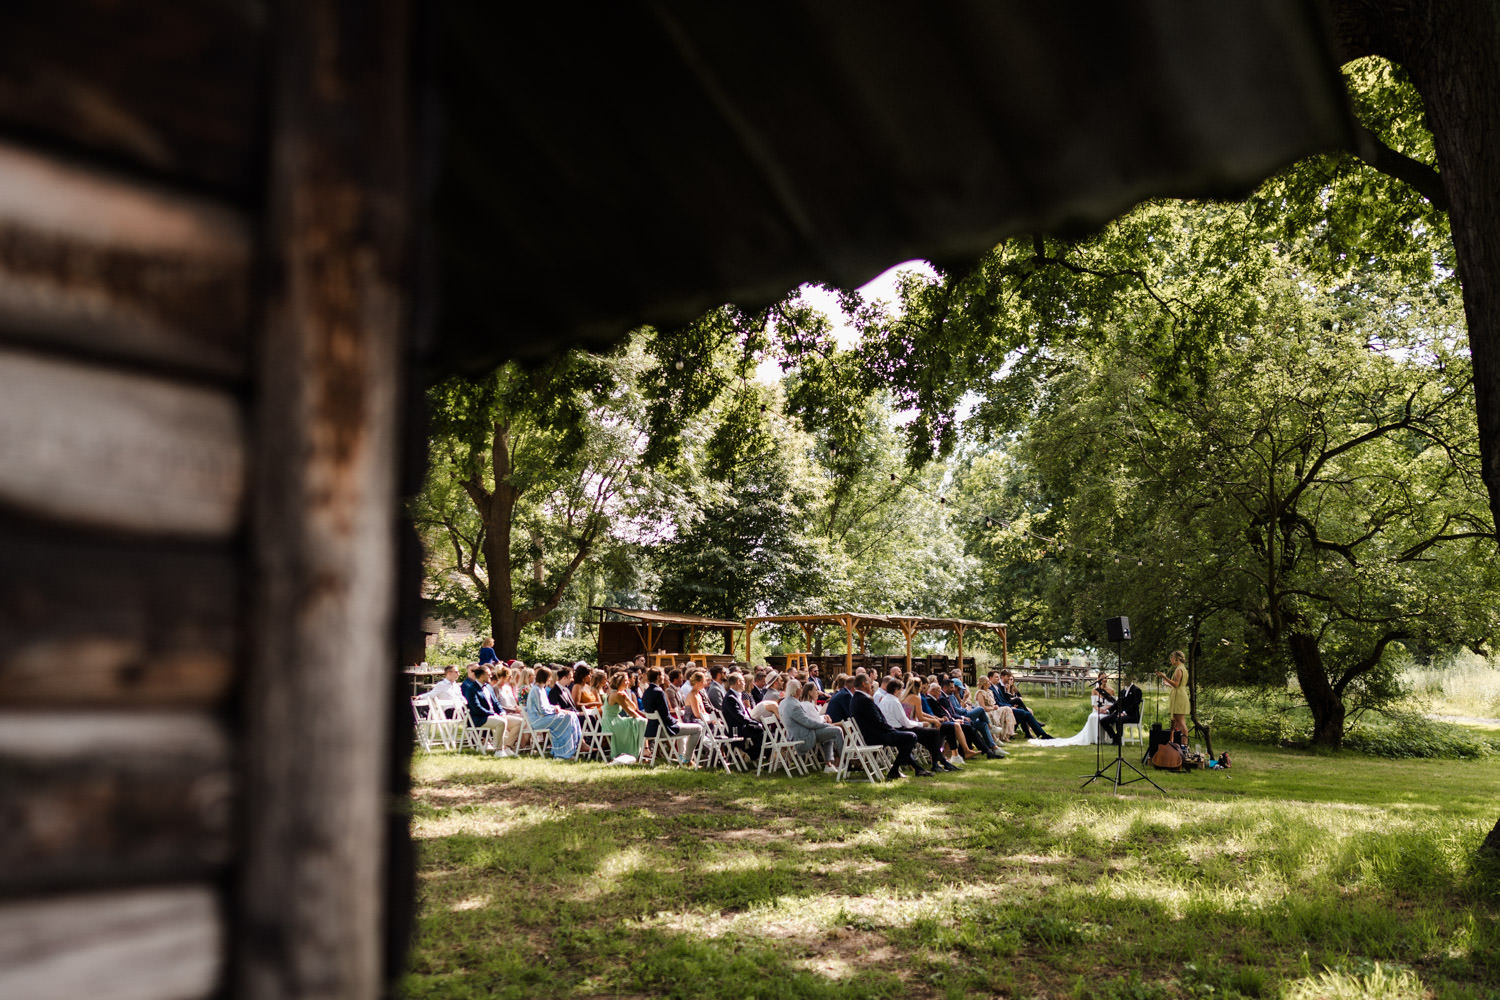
[433,1,1352,373]
[594,606,745,630]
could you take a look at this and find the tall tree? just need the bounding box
[414,339,679,658]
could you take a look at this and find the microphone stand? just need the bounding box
[1081,636,1164,794]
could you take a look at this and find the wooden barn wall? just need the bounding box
[0,2,418,998]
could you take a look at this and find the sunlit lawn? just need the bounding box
[401,704,1500,1000]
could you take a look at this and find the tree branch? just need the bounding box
[1353,122,1449,210]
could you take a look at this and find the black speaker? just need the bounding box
[1105,616,1131,642]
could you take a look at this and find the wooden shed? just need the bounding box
[0,3,1355,997]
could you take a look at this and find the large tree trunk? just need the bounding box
[1287,632,1345,747]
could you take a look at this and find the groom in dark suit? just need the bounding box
[1100,674,1143,745]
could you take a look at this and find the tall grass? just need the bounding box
[1401,651,1500,721]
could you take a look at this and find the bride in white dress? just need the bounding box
[1029,673,1113,747]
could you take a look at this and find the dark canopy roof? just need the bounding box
[434,0,1353,373]
[594,607,744,630]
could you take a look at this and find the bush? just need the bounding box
[1212,703,1496,760]
[423,636,481,666]
[515,634,597,666]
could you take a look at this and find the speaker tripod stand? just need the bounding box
[1081,634,1164,795]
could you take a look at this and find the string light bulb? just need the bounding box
[674,359,684,371]
[985,518,994,529]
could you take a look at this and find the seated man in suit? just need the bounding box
[719,672,765,760]
[823,674,855,723]
[640,667,703,764]
[850,674,930,780]
[548,665,581,713]
[461,664,510,754]
[1100,672,1144,745]
[706,664,728,711]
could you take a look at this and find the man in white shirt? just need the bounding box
[876,677,958,772]
[424,664,465,718]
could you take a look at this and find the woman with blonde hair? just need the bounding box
[1156,650,1189,742]
[603,670,648,762]
[973,682,1016,742]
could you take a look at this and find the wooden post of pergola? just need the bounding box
[1000,625,1009,672]
[744,620,755,663]
[897,618,918,673]
[841,614,855,672]
[799,621,816,656]
[954,623,967,685]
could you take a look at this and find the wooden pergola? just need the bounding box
[592,607,744,662]
[743,613,1007,676]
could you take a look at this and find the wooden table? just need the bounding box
[649,652,678,668]
[683,652,711,669]
[783,652,809,672]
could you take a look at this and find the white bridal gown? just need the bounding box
[1029,693,1110,747]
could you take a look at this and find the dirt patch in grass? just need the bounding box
[414,779,726,817]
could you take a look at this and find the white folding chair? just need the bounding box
[580,709,611,762]
[517,712,551,757]
[700,712,749,773]
[756,718,807,777]
[835,721,893,783]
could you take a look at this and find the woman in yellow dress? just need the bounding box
[1155,650,1189,742]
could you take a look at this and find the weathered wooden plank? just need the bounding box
[0,0,264,198]
[0,141,252,378]
[240,1,412,996]
[0,712,232,895]
[0,520,237,707]
[0,885,222,1000]
[0,348,245,536]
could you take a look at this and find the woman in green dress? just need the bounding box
[603,670,649,762]
[1155,650,1189,742]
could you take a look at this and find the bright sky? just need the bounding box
[755,259,938,384]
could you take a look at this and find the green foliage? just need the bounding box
[513,634,596,667]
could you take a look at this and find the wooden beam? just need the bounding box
[955,624,966,685]
[0,885,223,1000]
[0,520,236,708]
[239,1,411,996]
[0,141,252,378]
[842,614,854,672]
[0,348,244,537]
[0,712,231,895]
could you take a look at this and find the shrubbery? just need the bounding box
[1210,702,1496,760]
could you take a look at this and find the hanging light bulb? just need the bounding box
[889,473,897,482]
[1137,559,1144,567]
[1113,555,1120,564]
[674,358,685,370]
[938,496,947,505]
[759,403,767,414]
[985,518,994,529]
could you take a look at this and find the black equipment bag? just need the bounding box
[1145,722,1172,764]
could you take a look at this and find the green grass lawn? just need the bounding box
[401,707,1500,1000]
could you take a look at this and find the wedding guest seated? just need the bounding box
[603,670,648,762]
[549,665,581,713]
[665,667,686,713]
[807,664,824,692]
[681,670,713,723]
[751,672,789,722]
[940,677,1006,757]
[524,665,582,759]
[902,678,977,761]
[485,667,524,756]
[572,667,604,712]
[423,664,465,718]
[640,667,703,765]
[779,681,843,773]
[461,665,510,754]
[850,674,929,780]
[823,674,855,723]
[992,670,1054,739]
[878,678,957,772]
[719,672,765,760]
[750,668,771,704]
[973,682,1017,741]
[706,664,728,710]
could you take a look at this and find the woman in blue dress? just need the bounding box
[524,665,582,759]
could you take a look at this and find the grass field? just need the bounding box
[401,704,1500,1000]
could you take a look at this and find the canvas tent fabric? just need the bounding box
[432,0,1353,373]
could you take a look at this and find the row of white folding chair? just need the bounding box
[756,718,811,777]
[698,712,751,773]
[411,696,464,751]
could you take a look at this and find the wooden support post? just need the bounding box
[744,621,755,663]
[842,615,854,672]
[899,619,917,673]
[800,622,815,654]
[955,625,967,685]
[1000,626,1009,672]
[240,2,410,997]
